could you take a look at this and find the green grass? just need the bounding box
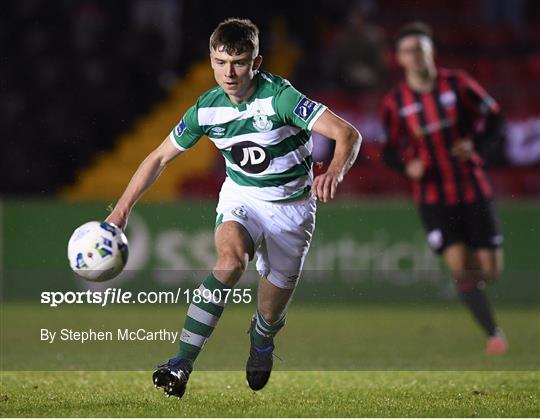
[1,371,538,417]
[1,304,539,416]
[2,304,539,370]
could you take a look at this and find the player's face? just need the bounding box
[396,35,435,74]
[210,47,262,103]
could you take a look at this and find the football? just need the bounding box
[67,221,129,282]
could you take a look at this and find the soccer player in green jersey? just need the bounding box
[106,18,361,399]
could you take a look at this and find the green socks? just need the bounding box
[178,273,227,362]
[251,309,286,348]
[177,273,287,362]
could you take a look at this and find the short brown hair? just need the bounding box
[394,21,433,46]
[209,18,260,56]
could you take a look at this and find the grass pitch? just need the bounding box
[1,305,539,417]
[1,371,538,417]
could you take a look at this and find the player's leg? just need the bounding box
[464,199,507,354]
[443,243,498,337]
[444,243,495,333]
[257,276,294,324]
[153,220,256,398]
[213,220,254,284]
[472,247,508,354]
[474,247,503,283]
[252,276,294,350]
[420,204,495,345]
[177,221,253,359]
[246,276,294,390]
[443,243,505,353]
[246,196,316,390]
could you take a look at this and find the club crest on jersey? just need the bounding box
[440,91,456,107]
[230,141,271,174]
[232,206,248,220]
[294,97,317,121]
[252,111,273,132]
[399,102,422,117]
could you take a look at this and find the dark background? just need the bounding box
[1,0,539,197]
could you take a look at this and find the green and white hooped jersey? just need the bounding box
[169,71,327,201]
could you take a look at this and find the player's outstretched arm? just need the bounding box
[106,137,184,229]
[311,109,362,202]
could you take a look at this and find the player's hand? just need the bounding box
[312,169,342,203]
[405,158,425,180]
[105,212,127,231]
[451,138,474,161]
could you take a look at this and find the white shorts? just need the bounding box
[216,179,316,289]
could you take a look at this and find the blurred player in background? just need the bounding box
[106,18,361,399]
[381,22,508,355]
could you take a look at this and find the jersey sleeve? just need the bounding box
[381,96,400,148]
[169,104,204,151]
[454,71,505,163]
[380,94,415,174]
[381,95,403,173]
[273,85,327,130]
[458,71,500,117]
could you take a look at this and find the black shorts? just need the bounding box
[419,200,503,254]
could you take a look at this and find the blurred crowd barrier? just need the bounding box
[3,200,539,305]
[3,0,539,199]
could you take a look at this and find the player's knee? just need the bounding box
[214,252,247,280]
[450,268,467,283]
[482,266,500,283]
[452,270,477,292]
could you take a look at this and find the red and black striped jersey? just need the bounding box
[381,68,501,205]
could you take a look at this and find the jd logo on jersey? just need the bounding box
[231,141,270,174]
